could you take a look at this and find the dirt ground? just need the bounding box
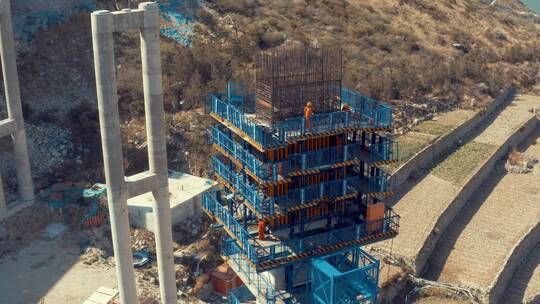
[0,238,118,304]
[0,198,223,304]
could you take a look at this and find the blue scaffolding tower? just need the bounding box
[203,82,400,303]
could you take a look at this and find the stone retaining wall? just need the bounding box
[414,115,539,274]
[391,89,515,188]
[490,222,540,304]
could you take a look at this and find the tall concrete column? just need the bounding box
[91,10,138,304]
[0,173,6,218]
[139,3,177,303]
[0,0,34,204]
[92,3,177,303]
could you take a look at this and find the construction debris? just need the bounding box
[40,223,67,240]
[83,286,118,304]
[40,182,108,228]
[505,148,538,173]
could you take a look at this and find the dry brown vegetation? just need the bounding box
[190,0,540,125]
[9,0,540,183]
[114,0,540,133]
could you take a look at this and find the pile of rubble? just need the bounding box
[505,149,538,174]
[78,214,222,302]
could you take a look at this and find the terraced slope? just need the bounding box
[501,243,540,304]
[423,127,540,302]
[372,94,539,275]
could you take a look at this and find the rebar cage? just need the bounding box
[255,44,343,124]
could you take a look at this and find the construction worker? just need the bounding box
[342,103,351,112]
[258,220,266,240]
[304,101,313,129]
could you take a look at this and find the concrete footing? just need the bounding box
[91,3,177,303]
[127,172,215,232]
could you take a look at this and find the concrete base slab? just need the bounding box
[127,171,216,232]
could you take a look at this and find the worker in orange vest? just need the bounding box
[258,220,266,240]
[304,101,313,129]
[342,103,351,112]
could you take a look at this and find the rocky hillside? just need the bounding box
[0,0,539,195]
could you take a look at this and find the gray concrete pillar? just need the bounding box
[0,173,6,219]
[91,10,138,304]
[0,0,34,204]
[139,3,177,303]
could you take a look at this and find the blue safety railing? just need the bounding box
[209,127,270,181]
[228,285,255,304]
[312,247,379,304]
[206,188,399,267]
[211,125,398,185]
[365,170,392,193]
[341,87,392,128]
[223,238,278,304]
[210,94,268,145]
[288,208,400,255]
[213,153,390,216]
[274,177,360,211]
[203,192,261,263]
[365,139,399,163]
[212,156,274,215]
[210,83,393,148]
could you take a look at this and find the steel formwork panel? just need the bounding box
[205,77,398,303]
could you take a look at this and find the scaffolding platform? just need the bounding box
[203,45,400,304]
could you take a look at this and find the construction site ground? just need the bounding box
[0,237,118,303]
[422,125,540,299]
[0,202,223,304]
[371,93,540,302]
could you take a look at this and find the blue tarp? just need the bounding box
[14,0,96,44]
[158,0,195,46]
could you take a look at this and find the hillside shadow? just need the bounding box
[420,166,506,280]
[500,243,540,303]
[0,238,81,304]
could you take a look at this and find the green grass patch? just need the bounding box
[413,121,454,137]
[382,132,436,173]
[431,141,497,185]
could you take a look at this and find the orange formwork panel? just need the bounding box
[366,203,385,232]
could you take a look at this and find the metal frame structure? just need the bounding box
[0,0,35,220]
[91,3,176,303]
[311,247,379,303]
[204,53,401,302]
[255,44,343,123]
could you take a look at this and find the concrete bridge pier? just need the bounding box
[139,2,177,303]
[0,0,35,220]
[92,3,177,303]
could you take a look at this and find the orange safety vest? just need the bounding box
[258,221,266,240]
[304,106,313,128]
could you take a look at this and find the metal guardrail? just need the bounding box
[312,247,380,304]
[203,192,261,264]
[210,126,398,186]
[286,208,400,255]
[212,155,274,215]
[223,238,278,304]
[209,126,270,181]
[227,285,254,304]
[209,84,393,149]
[204,189,399,265]
[341,87,392,128]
